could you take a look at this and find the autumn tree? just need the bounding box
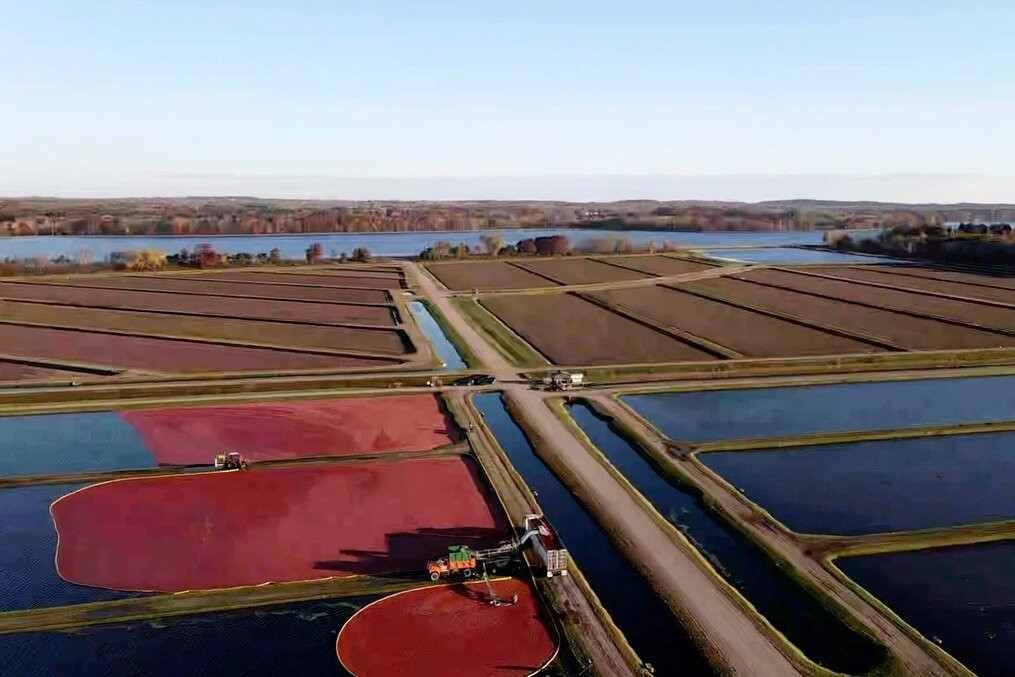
[113,248,166,271]
[534,235,570,255]
[306,242,323,263]
[194,243,219,268]
[480,233,505,256]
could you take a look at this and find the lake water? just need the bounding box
[838,542,1015,677]
[0,596,371,676]
[0,412,155,477]
[472,393,712,675]
[701,431,1015,535]
[700,247,889,265]
[0,483,148,611]
[1,229,827,261]
[407,301,467,370]
[623,375,1015,443]
[567,402,886,673]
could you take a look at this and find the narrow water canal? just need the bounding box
[408,300,467,370]
[472,392,712,676]
[566,401,887,674]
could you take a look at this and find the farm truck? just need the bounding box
[426,514,569,581]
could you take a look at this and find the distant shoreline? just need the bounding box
[0,227,583,240]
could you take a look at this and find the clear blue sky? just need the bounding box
[3,1,1013,201]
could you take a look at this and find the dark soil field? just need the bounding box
[180,271,403,289]
[308,268,403,278]
[41,277,390,304]
[864,265,1015,291]
[811,266,1015,304]
[0,362,85,382]
[512,257,651,284]
[337,578,555,676]
[739,269,1015,332]
[0,324,396,372]
[52,457,507,592]
[595,286,878,357]
[121,395,458,464]
[0,282,396,325]
[595,255,714,276]
[481,293,715,365]
[687,277,1015,350]
[0,300,409,355]
[428,261,559,291]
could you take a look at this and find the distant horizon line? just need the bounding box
[5,195,1015,209]
[2,171,1014,204]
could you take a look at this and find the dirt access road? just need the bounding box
[409,261,798,675]
[447,389,640,676]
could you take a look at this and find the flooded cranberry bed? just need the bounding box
[0,412,155,477]
[0,483,147,611]
[700,431,1015,535]
[623,374,1015,443]
[0,596,371,676]
[837,541,1014,677]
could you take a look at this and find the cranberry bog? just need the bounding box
[52,456,507,592]
[738,268,1015,333]
[0,395,456,476]
[428,261,559,291]
[1,596,372,677]
[337,578,556,676]
[860,264,1015,291]
[685,277,1015,350]
[180,271,404,289]
[594,285,881,358]
[595,255,715,276]
[0,482,147,611]
[0,411,156,477]
[39,276,391,304]
[0,323,397,373]
[811,265,1015,304]
[0,300,410,355]
[120,394,459,465]
[0,263,443,378]
[511,257,651,284]
[0,281,397,325]
[481,292,716,365]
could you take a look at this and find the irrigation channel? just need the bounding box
[565,401,887,674]
[472,392,714,676]
[0,595,370,676]
[836,541,1014,677]
[622,374,1015,443]
[407,300,467,370]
